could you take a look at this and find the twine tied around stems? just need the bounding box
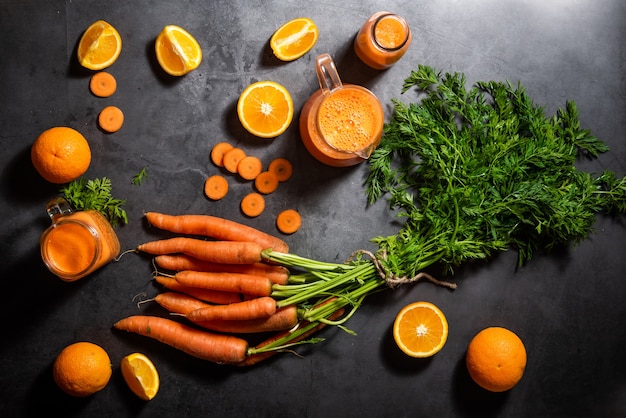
[347,250,457,290]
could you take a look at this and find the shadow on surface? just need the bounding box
[451,355,509,417]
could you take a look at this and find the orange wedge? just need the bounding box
[393,301,448,358]
[237,81,293,138]
[270,17,318,61]
[155,25,202,76]
[77,20,122,70]
[120,353,159,401]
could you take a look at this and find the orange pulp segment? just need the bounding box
[393,301,448,358]
[120,353,160,400]
[237,81,293,138]
[155,25,202,76]
[270,17,319,61]
[77,20,122,70]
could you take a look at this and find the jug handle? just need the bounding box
[46,197,73,223]
[316,53,342,94]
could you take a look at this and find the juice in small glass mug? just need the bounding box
[354,11,412,70]
[40,197,120,281]
[300,53,384,167]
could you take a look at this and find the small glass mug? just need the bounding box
[40,197,121,281]
[354,11,412,70]
[299,53,384,167]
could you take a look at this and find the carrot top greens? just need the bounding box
[366,65,626,277]
[60,177,128,226]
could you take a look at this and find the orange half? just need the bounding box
[155,25,202,76]
[77,20,122,70]
[270,17,318,61]
[237,81,294,138]
[393,301,448,358]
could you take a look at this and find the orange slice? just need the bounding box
[393,301,448,358]
[155,25,202,76]
[77,20,122,70]
[120,353,159,401]
[237,81,293,138]
[270,17,318,61]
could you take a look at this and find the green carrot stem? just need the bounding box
[274,262,377,308]
[262,250,358,272]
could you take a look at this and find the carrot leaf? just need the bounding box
[60,177,128,226]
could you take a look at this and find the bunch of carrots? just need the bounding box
[114,212,386,366]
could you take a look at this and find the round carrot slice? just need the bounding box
[276,209,301,234]
[237,155,263,180]
[98,105,124,133]
[210,142,234,167]
[268,157,293,182]
[89,72,117,97]
[241,192,266,217]
[223,148,246,174]
[254,171,279,194]
[204,175,229,200]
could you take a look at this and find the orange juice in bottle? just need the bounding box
[40,197,120,281]
[354,12,412,70]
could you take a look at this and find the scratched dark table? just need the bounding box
[1,1,625,417]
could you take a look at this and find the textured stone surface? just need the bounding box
[1,1,625,416]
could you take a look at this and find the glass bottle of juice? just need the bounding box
[354,11,412,70]
[40,197,121,281]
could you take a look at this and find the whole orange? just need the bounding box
[465,327,527,392]
[52,341,112,397]
[31,127,91,184]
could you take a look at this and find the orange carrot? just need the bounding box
[186,296,277,322]
[240,192,265,217]
[254,171,279,194]
[236,306,345,366]
[237,155,263,180]
[137,237,264,264]
[204,175,229,200]
[154,254,290,285]
[154,276,246,305]
[194,306,298,334]
[268,157,293,182]
[222,147,246,173]
[210,142,234,167]
[89,71,117,97]
[276,209,302,234]
[98,105,124,133]
[155,291,211,312]
[145,212,289,253]
[154,292,298,333]
[174,270,273,297]
[114,315,248,364]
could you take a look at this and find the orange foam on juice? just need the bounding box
[300,85,384,167]
[354,12,411,70]
[317,87,383,153]
[375,16,408,49]
[44,222,98,274]
[41,210,120,281]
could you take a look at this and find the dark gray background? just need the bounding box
[1,1,625,417]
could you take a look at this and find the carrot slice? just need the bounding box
[241,192,265,217]
[237,155,263,180]
[204,175,229,200]
[268,157,293,182]
[223,148,246,173]
[276,209,301,234]
[210,142,234,167]
[254,171,279,194]
[89,71,117,97]
[98,105,124,133]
